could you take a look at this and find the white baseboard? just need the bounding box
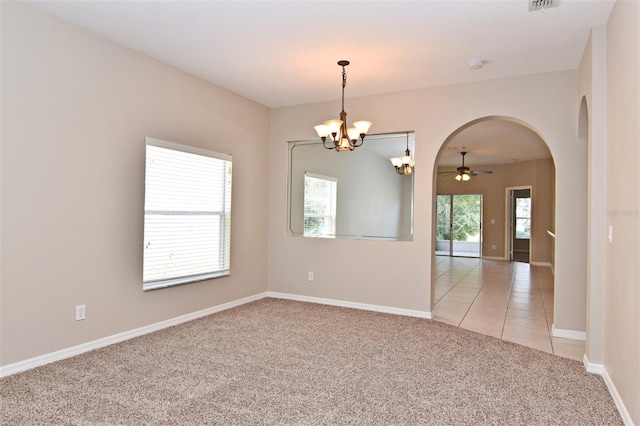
[551,324,586,341]
[0,292,269,378]
[530,261,552,268]
[583,353,604,374]
[267,291,432,319]
[583,355,633,425]
[481,256,508,261]
[531,261,554,275]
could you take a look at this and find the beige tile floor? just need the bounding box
[432,256,585,361]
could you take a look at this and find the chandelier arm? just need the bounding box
[322,138,337,150]
[351,137,365,148]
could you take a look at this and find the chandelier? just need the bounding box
[390,133,415,175]
[314,60,372,151]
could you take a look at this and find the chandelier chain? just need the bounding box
[341,66,347,111]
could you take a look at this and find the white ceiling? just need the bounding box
[437,119,551,168]
[24,0,612,166]
[26,0,614,109]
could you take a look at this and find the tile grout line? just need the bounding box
[434,257,485,326]
[499,265,517,339]
[538,268,555,355]
[433,269,469,305]
[458,259,492,326]
[433,257,476,304]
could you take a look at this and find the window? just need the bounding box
[303,173,337,237]
[515,197,531,239]
[143,138,231,291]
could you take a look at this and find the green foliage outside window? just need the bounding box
[436,194,481,241]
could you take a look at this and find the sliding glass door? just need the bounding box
[436,194,482,257]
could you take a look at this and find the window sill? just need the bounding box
[143,271,230,291]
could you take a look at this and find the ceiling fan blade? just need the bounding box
[470,170,492,175]
[438,172,456,176]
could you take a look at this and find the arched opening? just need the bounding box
[433,117,554,262]
[579,94,605,365]
[430,116,568,356]
[578,96,589,145]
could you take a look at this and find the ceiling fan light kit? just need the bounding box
[455,172,471,181]
[314,60,372,152]
[443,151,493,182]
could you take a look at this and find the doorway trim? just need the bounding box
[505,185,532,262]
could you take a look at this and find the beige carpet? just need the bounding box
[0,298,621,425]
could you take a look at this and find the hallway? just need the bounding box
[432,256,585,361]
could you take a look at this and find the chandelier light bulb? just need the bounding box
[324,120,343,138]
[353,121,372,136]
[347,127,360,141]
[337,137,352,151]
[314,125,329,139]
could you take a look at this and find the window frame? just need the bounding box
[303,172,338,238]
[143,137,232,291]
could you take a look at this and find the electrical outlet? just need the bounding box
[308,272,314,282]
[75,304,86,321]
[492,244,496,250]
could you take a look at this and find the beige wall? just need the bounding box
[0,3,270,366]
[437,159,555,264]
[269,71,587,334]
[604,0,640,422]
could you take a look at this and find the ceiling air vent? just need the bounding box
[529,0,559,12]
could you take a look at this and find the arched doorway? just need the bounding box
[429,116,581,359]
[434,117,554,263]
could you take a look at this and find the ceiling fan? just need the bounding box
[439,151,493,181]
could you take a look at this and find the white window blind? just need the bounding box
[303,173,337,237]
[143,138,232,291]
